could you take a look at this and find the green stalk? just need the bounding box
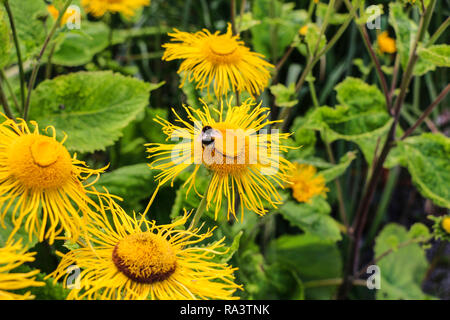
[0,68,20,113]
[189,177,213,229]
[3,0,25,110]
[23,0,73,120]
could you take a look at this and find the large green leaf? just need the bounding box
[278,197,342,242]
[389,3,434,76]
[267,233,342,299]
[0,207,37,249]
[29,71,153,153]
[385,133,450,208]
[302,77,392,165]
[374,223,430,300]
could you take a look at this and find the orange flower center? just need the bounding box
[112,232,177,284]
[7,135,72,189]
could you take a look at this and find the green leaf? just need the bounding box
[305,23,326,56]
[385,133,450,208]
[302,77,391,165]
[95,163,157,212]
[375,223,430,300]
[267,233,342,299]
[236,12,261,33]
[270,83,298,108]
[408,223,431,240]
[320,151,356,182]
[418,44,450,68]
[29,71,153,153]
[52,22,110,67]
[278,197,342,242]
[389,3,434,76]
[0,9,10,68]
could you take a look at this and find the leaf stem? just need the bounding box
[0,73,14,119]
[0,68,20,113]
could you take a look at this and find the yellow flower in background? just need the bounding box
[146,99,294,220]
[299,25,309,36]
[49,197,241,300]
[47,4,78,26]
[288,163,329,203]
[162,23,274,98]
[81,0,150,18]
[377,31,397,54]
[0,116,109,245]
[442,217,450,234]
[0,240,44,300]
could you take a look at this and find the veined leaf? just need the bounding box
[385,133,450,208]
[270,83,298,108]
[302,77,391,165]
[320,151,356,182]
[375,223,431,300]
[29,71,154,153]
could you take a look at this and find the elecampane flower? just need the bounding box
[81,0,150,18]
[0,240,44,300]
[288,163,329,203]
[0,116,108,244]
[162,24,274,98]
[146,99,294,220]
[49,197,241,300]
[377,31,396,54]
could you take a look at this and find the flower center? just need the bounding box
[7,135,72,189]
[112,232,177,284]
[201,123,252,175]
[209,36,238,56]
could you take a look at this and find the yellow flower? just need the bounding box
[47,4,79,26]
[288,163,329,203]
[81,0,150,18]
[146,99,294,220]
[0,240,44,300]
[0,116,109,245]
[377,31,396,54]
[162,23,274,98]
[299,25,309,36]
[48,197,241,300]
[442,217,450,234]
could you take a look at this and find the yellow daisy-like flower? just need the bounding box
[288,163,329,203]
[49,197,241,300]
[47,4,79,26]
[81,0,150,18]
[0,116,109,245]
[0,240,44,300]
[442,217,450,234]
[162,23,274,98]
[146,99,294,220]
[377,31,396,54]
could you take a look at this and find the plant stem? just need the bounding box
[338,0,437,299]
[426,16,449,46]
[231,0,237,35]
[0,75,14,119]
[189,177,213,229]
[23,0,73,121]
[401,83,450,140]
[4,0,25,110]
